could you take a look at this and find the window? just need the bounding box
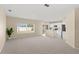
[17,23,35,33]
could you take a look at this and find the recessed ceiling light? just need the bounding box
[44,4,50,7]
[8,9,12,12]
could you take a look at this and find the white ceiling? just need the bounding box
[1,4,79,21]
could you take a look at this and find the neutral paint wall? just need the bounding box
[75,8,79,48]
[0,7,6,52]
[6,16,43,39]
[63,10,75,48]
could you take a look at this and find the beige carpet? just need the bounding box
[1,36,79,54]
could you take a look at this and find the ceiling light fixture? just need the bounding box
[44,4,50,7]
[8,9,12,12]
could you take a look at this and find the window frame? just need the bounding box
[17,23,35,34]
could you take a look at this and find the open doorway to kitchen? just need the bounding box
[48,21,65,39]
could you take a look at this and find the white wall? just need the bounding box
[63,10,75,48]
[0,7,6,52]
